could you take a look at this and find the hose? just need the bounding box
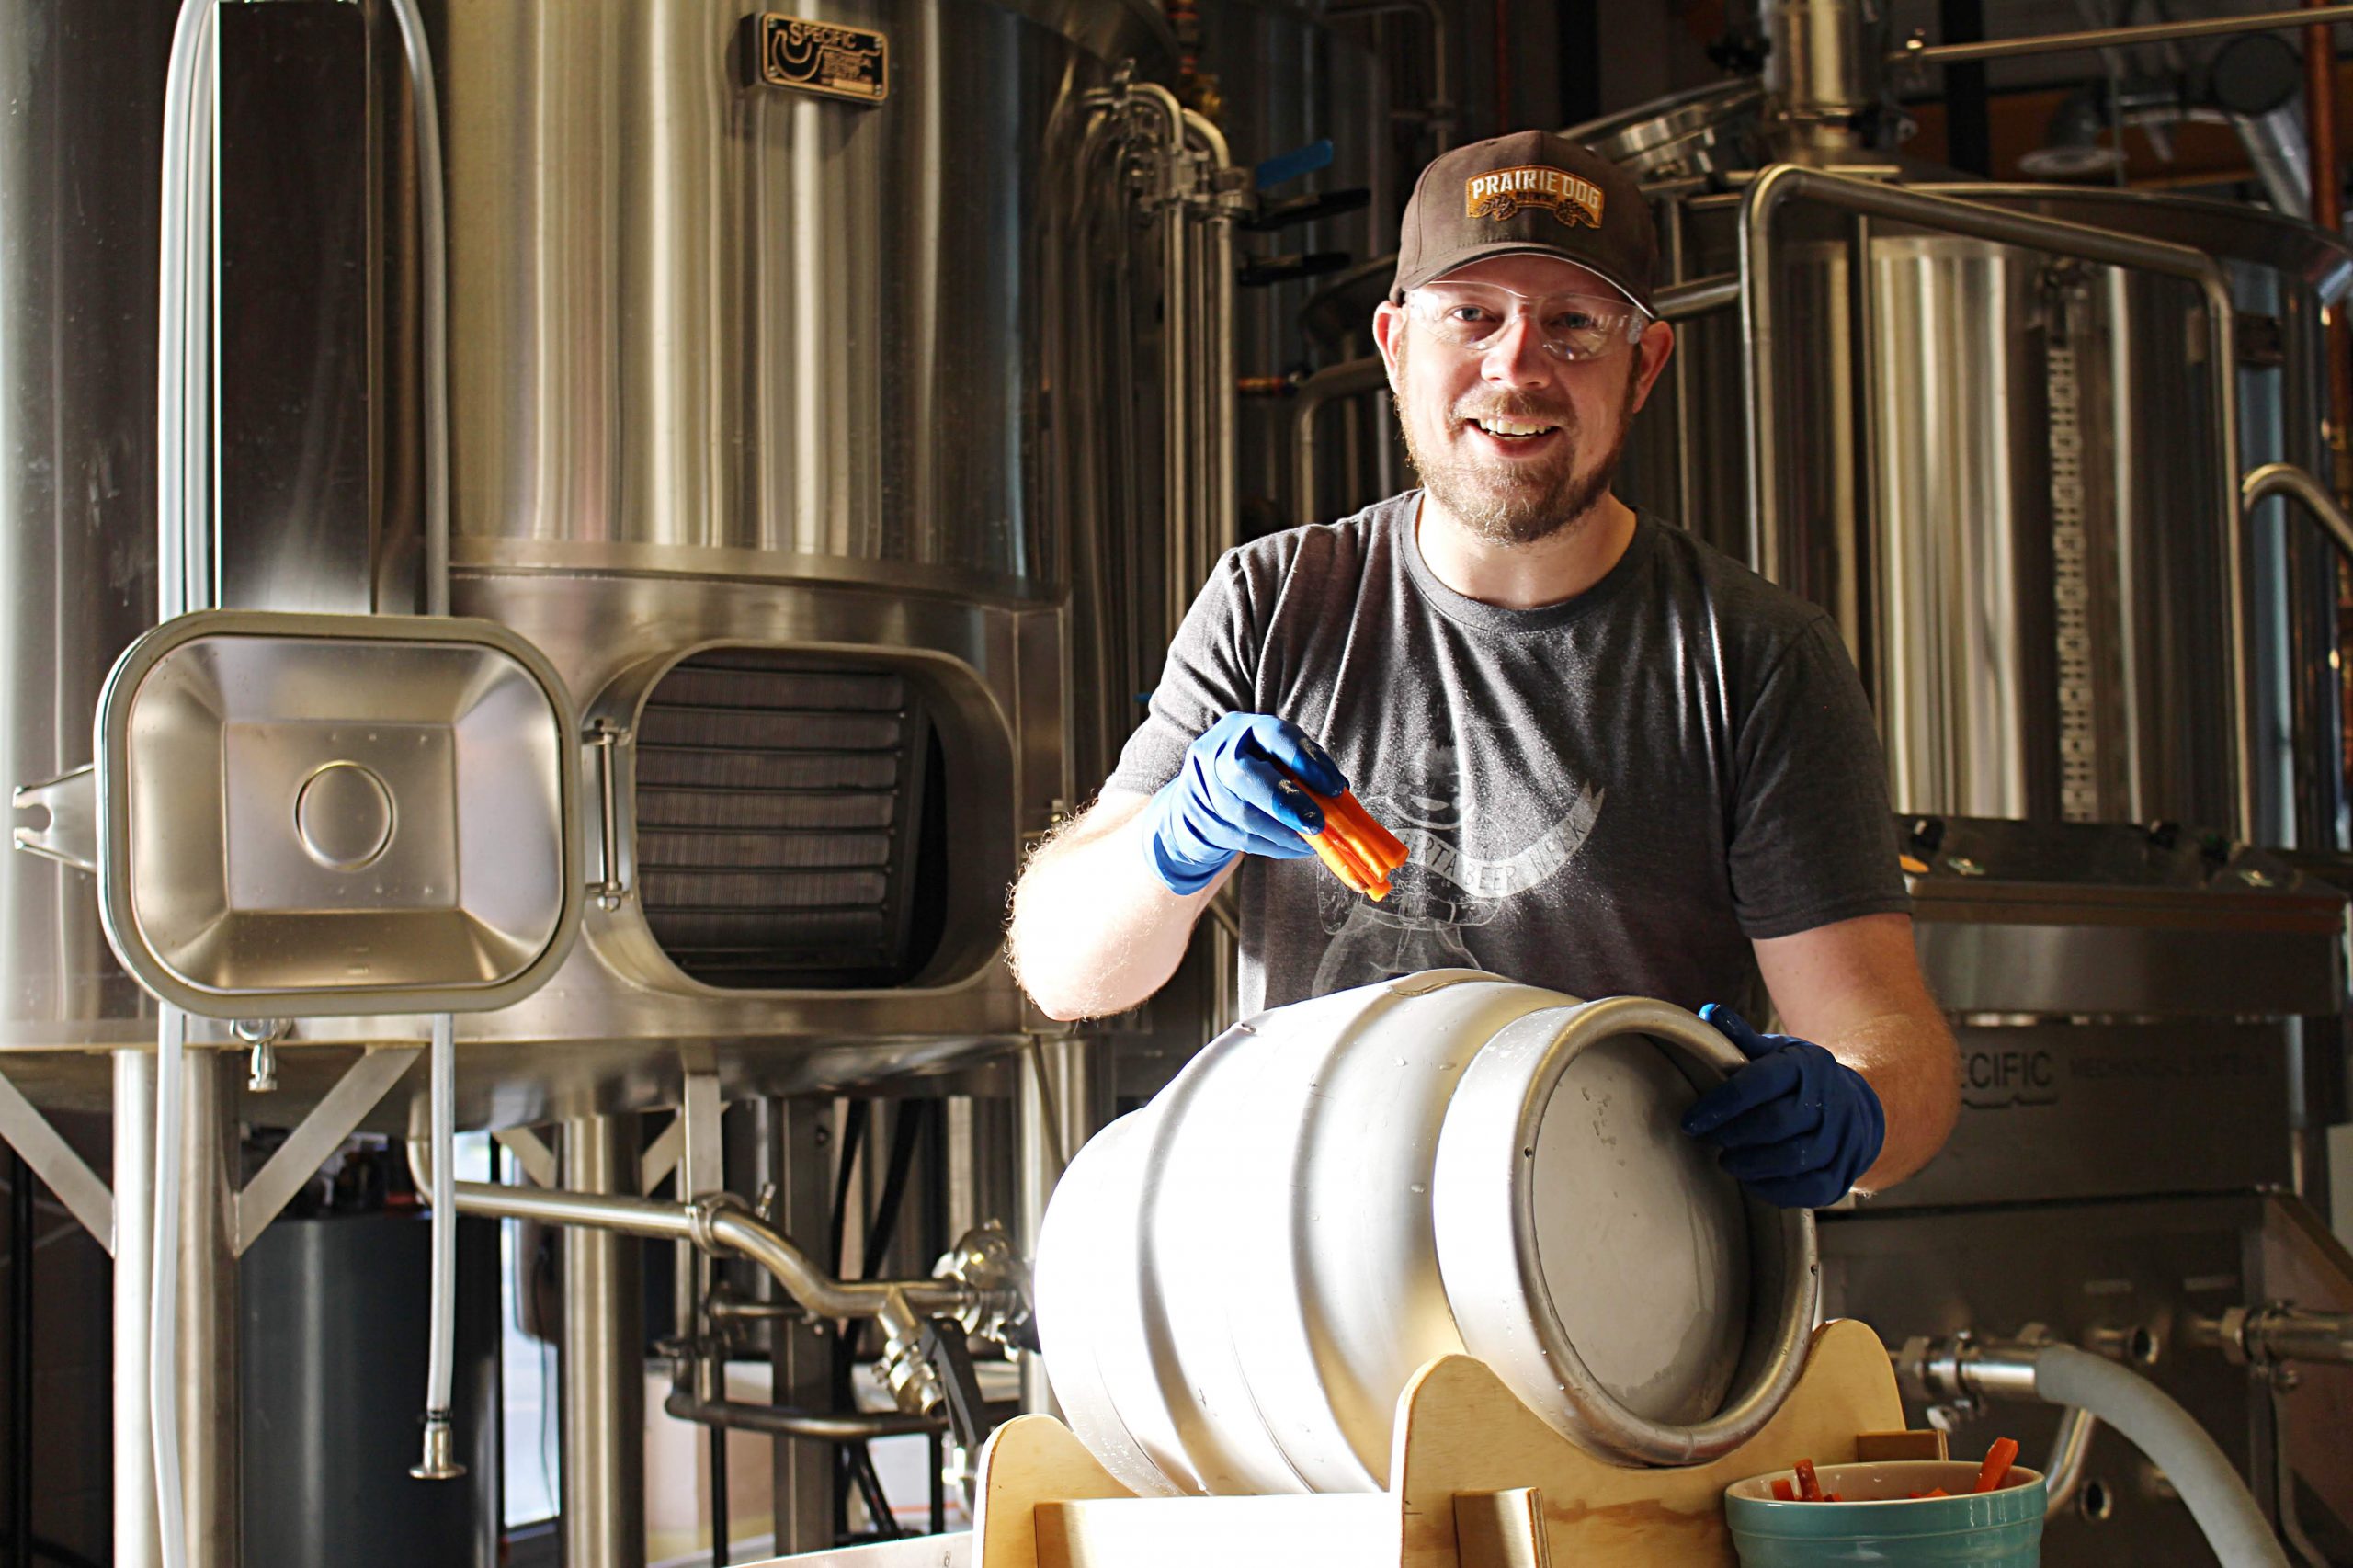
[2031,1345,2290,1568]
[411,1014,463,1479]
[148,1007,188,1568]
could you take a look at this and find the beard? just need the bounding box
[1394,344,1638,548]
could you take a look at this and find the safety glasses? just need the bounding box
[1401,282,1650,362]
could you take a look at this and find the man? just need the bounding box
[1008,131,1957,1209]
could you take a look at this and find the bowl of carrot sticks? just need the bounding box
[1722,1443,2046,1565]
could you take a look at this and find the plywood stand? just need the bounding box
[968,1318,1906,1568]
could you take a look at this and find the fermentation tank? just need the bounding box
[3,0,1194,1120]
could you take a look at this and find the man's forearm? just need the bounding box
[1006,794,1225,1021]
[1836,1008,1960,1193]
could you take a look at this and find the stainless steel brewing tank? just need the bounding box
[409,0,1173,1104]
[0,1,168,1059]
[1626,186,2353,846]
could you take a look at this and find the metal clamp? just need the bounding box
[12,764,97,873]
[687,1190,752,1256]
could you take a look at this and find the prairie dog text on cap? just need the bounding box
[1464,165,1604,227]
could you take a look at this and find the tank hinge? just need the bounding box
[12,764,97,873]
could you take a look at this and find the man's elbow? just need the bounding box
[1017,971,1097,1023]
[1003,903,1099,1022]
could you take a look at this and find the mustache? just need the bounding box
[1451,392,1575,426]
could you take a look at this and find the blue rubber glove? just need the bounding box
[1680,1005,1886,1210]
[1142,713,1348,896]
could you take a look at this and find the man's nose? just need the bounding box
[1478,312,1556,388]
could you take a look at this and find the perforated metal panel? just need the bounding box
[634,650,946,989]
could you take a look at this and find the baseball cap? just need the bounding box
[1390,130,1658,312]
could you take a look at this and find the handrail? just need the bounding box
[1654,271,1742,321]
[1737,164,2252,837]
[2244,461,2353,564]
[1291,356,1391,527]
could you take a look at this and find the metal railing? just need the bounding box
[1736,164,2254,836]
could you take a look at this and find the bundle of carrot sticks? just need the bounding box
[1766,1437,2021,1503]
[1285,771,1410,900]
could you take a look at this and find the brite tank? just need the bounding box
[404,0,1163,1108]
[1608,134,2353,846]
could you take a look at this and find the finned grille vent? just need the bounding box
[635,650,946,989]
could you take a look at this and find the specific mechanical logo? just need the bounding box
[740,13,889,105]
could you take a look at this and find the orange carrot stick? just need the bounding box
[1295,780,1410,872]
[1795,1459,1824,1503]
[1303,826,1373,891]
[1342,797,1411,867]
[1973,1437,2019,1494]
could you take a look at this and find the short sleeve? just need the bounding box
[1103,551,1263,796]
[1726,617,1911,937]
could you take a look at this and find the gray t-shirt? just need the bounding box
[1105,492,1909,1017]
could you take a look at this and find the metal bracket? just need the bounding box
[494,1126,557,1189]
[641,1117,684,1195]
[0,1066,115,1252]
[235,1046,421,1255]
[11,764,97,874]
[680,1071,724,1199]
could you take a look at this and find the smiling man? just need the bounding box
[1007,131,1959,1210]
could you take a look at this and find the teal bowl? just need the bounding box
[1724,1460,2045,1566]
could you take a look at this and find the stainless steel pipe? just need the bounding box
[1894,1335,2289,1567]
[449,1181,972,1322]
[1654,272,1743,321]
[112,1052,160,1568]
[1891,2,2353,67]
[662,1367,940,1444]
[1291,357,1391,527]
[2040,1405,2098,1520]
[1736,164,2252,835]
[559,1117,643,1568]
[2245,461,2353,563]
[175,1051,236,1568]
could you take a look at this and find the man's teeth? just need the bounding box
[1474,417,1556,437]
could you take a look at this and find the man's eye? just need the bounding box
[1549,311,1601,333]
[1446,305,1495,325]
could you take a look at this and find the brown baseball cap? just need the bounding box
[1390,130,1658,312]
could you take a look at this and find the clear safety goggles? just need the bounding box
[1401,282,1651,362]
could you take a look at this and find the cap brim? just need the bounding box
[1391,241,1648,313]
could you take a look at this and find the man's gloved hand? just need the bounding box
[1680,1004,1886,1210]
[1142,713,1347,896]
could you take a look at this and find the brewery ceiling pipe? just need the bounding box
[1892,1,2353,68]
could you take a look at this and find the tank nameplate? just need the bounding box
[739,13,888,105]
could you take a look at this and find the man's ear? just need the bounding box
[1629,319,1675,413]
[1373,301,1407,387]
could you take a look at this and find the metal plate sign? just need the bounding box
[741,14,888,104]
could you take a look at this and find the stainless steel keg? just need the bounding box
[1033,970,1819,1496]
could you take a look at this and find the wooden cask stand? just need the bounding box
[966,1318,1905,1568]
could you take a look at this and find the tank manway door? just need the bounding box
[18,610,585,1017]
